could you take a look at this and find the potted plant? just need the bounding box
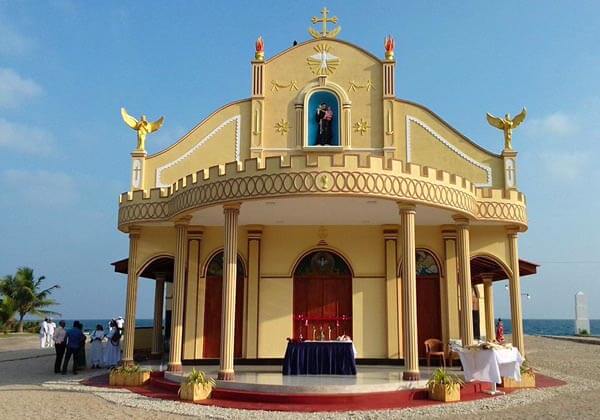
[427,368,464,402]
[179,368,216,402]
[502,361,536,388]
[109,364,151,387]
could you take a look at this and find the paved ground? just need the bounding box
[0,335,598,419]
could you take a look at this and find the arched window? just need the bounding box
[415,250,440,276]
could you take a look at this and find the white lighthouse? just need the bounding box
[575,292,590,335]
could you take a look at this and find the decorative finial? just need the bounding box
[255,36,264,61]
[384,35,395,60]
[486,108,527,150]
[308,7,341,39]
[121,107,164,151]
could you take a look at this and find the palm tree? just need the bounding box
[0,295,16,328]
[0,267,60,332]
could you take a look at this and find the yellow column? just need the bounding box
[245,226,262,358]
[151,272,166,357]
[219,203,241,380]
[168,216,191,372]
[441,227,460,341]
[399,204,419,380]
[122,226,140,366]
[383,226,400,358]
[454,216,474,346]
[507,227,525,355]
[482,276,495,342]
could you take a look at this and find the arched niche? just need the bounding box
[307,90,340,146]
[295,79,352,150]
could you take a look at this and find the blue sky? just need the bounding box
[1,1,599,320]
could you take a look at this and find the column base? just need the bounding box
[168,363,183,372]
[402,371,420,381]
[121,359,134,367]
[218,370,235,380]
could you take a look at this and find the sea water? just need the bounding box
[56,318,599,336]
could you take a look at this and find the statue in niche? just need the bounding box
[316,103,334,145]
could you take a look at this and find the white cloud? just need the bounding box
[541,152,590,181]
[0,118,55,156]
[0,169,77,207]
[0,68,43,108]
[526,112,577,138]
[0,21,33,56]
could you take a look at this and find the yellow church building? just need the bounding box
[114,9,536,381]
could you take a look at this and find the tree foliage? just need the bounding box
[0,267,60,332]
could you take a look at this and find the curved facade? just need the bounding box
[117,18,533,381]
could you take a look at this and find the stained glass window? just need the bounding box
[416,250,439,276]
[206,252,245,277]
[295,251,351,276]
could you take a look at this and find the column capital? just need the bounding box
[247,225,263,240]
[173,215,193,227]
[506,225,521,236]
[154,272,168,282]
[481,274,495,284]
[188,228,204,240]
[397,202,416,213]
[223,202,242,213]
[128,226,142,239]
[382,224,399,240]
[440,225,457,240]
[452,215,470,226]
[130,149,148,158]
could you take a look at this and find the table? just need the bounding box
[282,341,357,375]
[458,347,524,394]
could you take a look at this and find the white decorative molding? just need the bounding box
[405,116,492,187]
[155,115,241,187]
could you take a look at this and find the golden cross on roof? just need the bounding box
[308,7,341,39]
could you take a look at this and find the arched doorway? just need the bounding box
[202,252,245,358]
[293,250,352,340]
[415,250,442,357]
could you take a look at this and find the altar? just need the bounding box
[283,341,357,375]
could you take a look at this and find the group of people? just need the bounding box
[47,317,125,375]
[39,318,57,348]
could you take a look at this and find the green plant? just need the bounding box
[0,267,60,332]
[520,360,533,375]
[578,329,589,336]
[111,364,148,375]
[427,368,464,391]
[184,368,216,387]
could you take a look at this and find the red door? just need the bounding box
[202,273,244,358]
[293,275,352,340]
[416,275,442,357]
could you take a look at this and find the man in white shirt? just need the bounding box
[47,319,56,348]
[53,320,67,373]
[40,318,49,348]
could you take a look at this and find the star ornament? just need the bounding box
[274,119,291,135]
[306,44,340,76]
[353,118,370,135]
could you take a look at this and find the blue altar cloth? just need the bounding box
[282,341,357,375]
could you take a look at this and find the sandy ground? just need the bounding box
[0,335,599,419]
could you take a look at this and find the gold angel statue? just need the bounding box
[486,108,527,150]
[121,107,164,151]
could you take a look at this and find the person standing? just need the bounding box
[90,324,105,368]
[62,321,85,375]
[47,319,56,348]
[115,316,124,334]
[496,318,505,343]
[103,320,121,368]
[40,318,49,348]
[53,320,67,373]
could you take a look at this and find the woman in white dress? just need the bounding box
[103,321,121,368]
[90,324,105,368]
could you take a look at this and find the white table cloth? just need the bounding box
[458,347,524,384]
